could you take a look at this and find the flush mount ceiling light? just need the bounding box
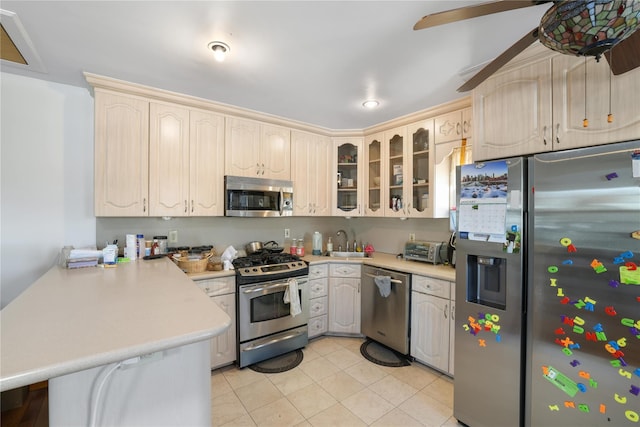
[207,41,230,62]
[362,100,379,109]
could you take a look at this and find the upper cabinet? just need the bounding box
[473,45,640,161]
[333,137,364,216]
[225,117,291,180]
[364,134,384,217]
[94,90,150,216]
[551,54,640,150]
[291,130,332,216]
[434,108,472,145]
[363,114,468,219]
[94,90,225,217]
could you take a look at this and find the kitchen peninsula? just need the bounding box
[0,257,230,426]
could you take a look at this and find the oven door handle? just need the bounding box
[243,330,306,352]
[242,282,292,294]
[365,273,403,285]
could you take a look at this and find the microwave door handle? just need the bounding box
[279,188,284,216]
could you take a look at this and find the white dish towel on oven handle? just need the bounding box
[283,278,302,317]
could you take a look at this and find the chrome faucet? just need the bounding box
[336,230,348,252]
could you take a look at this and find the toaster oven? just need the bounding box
[404,241,444,264]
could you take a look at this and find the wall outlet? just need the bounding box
[284,228,290,239]
[409,233,416,241]
[168,230,178,245]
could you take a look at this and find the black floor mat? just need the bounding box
[360,339,411,367]
[248,349,304,374]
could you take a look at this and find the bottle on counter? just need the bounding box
[290,238,297,255]
[326,237,333,254]
[154,235,168,254]
[136,234,144,259]
[356,241,363,252]
[296,238,305,256]
[312,231,323,255]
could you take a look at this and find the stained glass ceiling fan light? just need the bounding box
[539,0,640,60]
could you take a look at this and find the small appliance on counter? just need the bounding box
[404,240,444,264]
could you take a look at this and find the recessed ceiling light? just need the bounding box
[207,41,230,62]
[362,100,379,109]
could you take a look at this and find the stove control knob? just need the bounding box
[244,269,250,273]
[252,268,258,272]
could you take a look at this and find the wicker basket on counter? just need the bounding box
[174,249,217,273]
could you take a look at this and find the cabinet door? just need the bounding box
[406,119,433,218]
[552,55,640,150]
[210,293,236,369]
[449,289,455,376]
[149,103,190,216]
[364,133,384,216]
[261,124,291,180]
[328,277,361,334]
[410,291,449,372]
[291,130,313,214]
[94,91,149,216]
[384,127,409,218]
[473,59,552,161]
[333,137,364,216]
[310,136,332,216]
[225,117,261,177]
[434,110,463,144]
[189,110,225,216]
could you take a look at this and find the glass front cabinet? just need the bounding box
[364,134,383,216]
[333,137,364,216]
[406,120,434,217]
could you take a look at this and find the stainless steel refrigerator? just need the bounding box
[453,140,640,427]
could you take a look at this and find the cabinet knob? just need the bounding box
[143,198,147,213]
[191,200,194,213]
[555,124,560,145]
[543,126,548,145]
[184,200,188,213]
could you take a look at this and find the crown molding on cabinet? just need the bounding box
[84,72,470,139]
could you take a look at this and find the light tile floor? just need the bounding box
[211,336,459,427]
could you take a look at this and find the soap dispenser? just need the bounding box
[326,237,333,254]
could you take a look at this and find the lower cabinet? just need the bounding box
[194,276,236,370]
[410,275,454,375]
[328,263,361,335]
[308,263,329,338]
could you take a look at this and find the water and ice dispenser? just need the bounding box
[466,255,507,310]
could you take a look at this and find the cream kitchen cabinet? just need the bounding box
[328,263,361,334]
[364,133,384,217]
[473,46,640,162]
[225,117,291,180]
[434,108,472,145]
[364,118,453,219]
[333,137,364,216]
[551,54,640,150]
[94,91,225,217]
[148,104,225,217]
[94,90,150,216]
[194,276,236,370]
[449,281,456,376]
[308,263,329,338]
[291,131,332,216]
[410,275,453,375]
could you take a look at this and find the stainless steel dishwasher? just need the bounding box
[361,265,410,354]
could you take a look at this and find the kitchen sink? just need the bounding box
[328,251,365,258]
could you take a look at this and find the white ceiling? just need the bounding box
[0,1,551,130]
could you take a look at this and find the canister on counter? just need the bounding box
[154,236,168,254]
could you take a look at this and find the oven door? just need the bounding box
[239,277,309,343]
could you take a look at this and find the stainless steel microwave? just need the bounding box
[224,176,294,217]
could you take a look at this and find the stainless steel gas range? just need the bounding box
[232,252,309,368]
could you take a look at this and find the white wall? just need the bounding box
[1,73,96,308]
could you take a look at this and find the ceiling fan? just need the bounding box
[414,1,640,92]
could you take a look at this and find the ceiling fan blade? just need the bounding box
[457,28,539,92]
[604,29,640,75]
[414,1,546,31]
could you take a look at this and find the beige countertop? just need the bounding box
[0,258,231,392]
[187,252,455,282]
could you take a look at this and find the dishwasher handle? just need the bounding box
[364,273,404,285]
